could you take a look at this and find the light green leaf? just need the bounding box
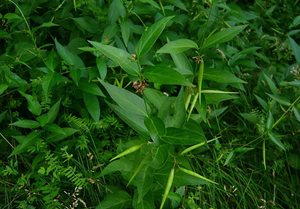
[204,69,246,83]
[100,80,147,116]
[266,111,274,130]
[89,41,139,76]
[290,15,300,28]
[83,93,100,121]
[288,36,300,64]
[144,66,192,86]
[96,57,107,79]
[266,93,291,106]
[110,144,143,161]
[293,107,300,122]
[202,25,247,49]
[0,84,8,95]
[263,73,278,94]
[100,158,135,176]
[78,79,104,96]
[136,16,174,58]
[10,120,40,129]
[179,167,217,185]
[19,91,42,116]
[268,132,285,151]
[159,167,174,209]
[157,39,198,54]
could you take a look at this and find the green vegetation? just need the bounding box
[0,0,299,208]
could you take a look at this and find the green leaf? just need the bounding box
[290,15,300,28]
[202,25,247,49]
[46,128,78,142]
[97,190,131,209]
[47,99,61,124]
[100,80,147,116]
[293,107,300,122]
[268,132,285,151]
[0,84,8,95]
[110,144,143,161]
[44,124,67,135]
[144,116,165,143]
[205,93,239,104]
[89,41,140,76]
[139,0,160,9]
[100,158,135,176]
[159,167,174,209]
[204,69,246,83]
[19,91,42,116]
[263,73,278,94]
[96,57,107,79]
[266,111,274,130]
[10,120,40,129]
[108,0,126,23]
[73,17,98,33]
[143,88,168,110]
[78,79,104,96]
[120,19,130,47]
[108,103,149,135]
[179,167,217,185]
[157,39,198,54]
[83,93,100,121]
[288,36,300,64]
[136,16,174,58]
[266,93,291,106]
[161,127,206,145]
[144,66,192,86]
[54,39,84,68]
[170,53,193,75]
[10,131,41,156]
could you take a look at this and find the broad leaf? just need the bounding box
[19,91,42,116]
[89,41,140,76]
[144,66,192,86]
[79,79,104,96]
[144,116,165,143]
[100,80,147,116]
[204,69,246,83]
[161,127,205,145]
[157,39,198,54]
[97,190,131,209]
[10,131,41,156]
[136,16,174,58]
[202,25,246,49]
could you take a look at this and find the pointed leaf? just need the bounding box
[136,16,174,58]
[266,93,291,106]
[79,79,104,96]
[288,36,300,64]
[161,127,205,145]
[157,39,198,54]
[19,91,42,116]
[204,69,246,83]
[100,80,147,116]
[47,99,61,124]
[83,93,100,121]
[97,190,131,209]
[0,84,8,95]
[268,132,285,151]
[10,131,41,156]
[202,25,246,49]
[10,120,40,129]
[89,41,139,76]
[144,66,192,86]
[144,116,165,143]
[179,167,217,184]
[110,144,143,161]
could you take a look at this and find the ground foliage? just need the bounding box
[0,0,300,208]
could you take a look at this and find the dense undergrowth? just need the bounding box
[0,0,300,208]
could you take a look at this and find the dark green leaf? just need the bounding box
[288,36,300,64]
[97,190,131,209]
[268,132,285,151]
[10,131,41,156]
[161,127,205,145]
[19,91,42,116]
[266,93,291,106]
[0,84,8,95]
